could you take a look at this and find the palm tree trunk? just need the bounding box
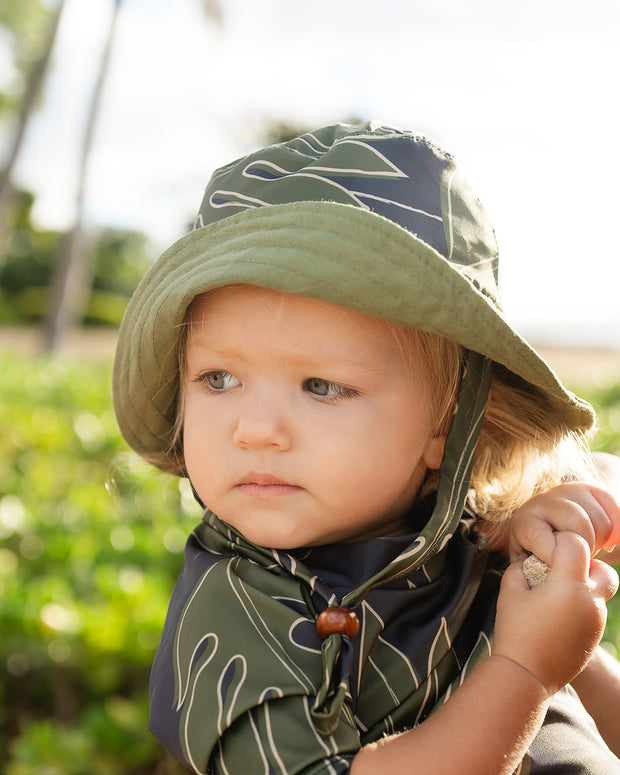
[43,0,124,352]
[0,0,67,265]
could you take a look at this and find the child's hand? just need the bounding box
[493,531,619,695]
[592,452,620,565]
[507,482,620,566]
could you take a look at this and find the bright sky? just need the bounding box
[7,0,620,347]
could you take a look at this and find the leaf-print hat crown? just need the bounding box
[113,121,594,466]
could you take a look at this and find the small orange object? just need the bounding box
[316,606,360,640]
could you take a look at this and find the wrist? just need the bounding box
[489,653,554,701]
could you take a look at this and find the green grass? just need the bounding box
[0,350,618,773]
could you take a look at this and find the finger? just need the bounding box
[560,483,618,554]
[597,544,620,565]
[510,512,557,565]
[588,558,619,602]
[548,489,597,554]
[514,484,599,556]
[589,485,620,552]
[548,531,591,584]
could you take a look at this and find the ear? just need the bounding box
[423,433,447,471]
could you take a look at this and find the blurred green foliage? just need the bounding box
[0,190,153,327]
[0,0,49,114]
[585,378,620,659]
[0,350,618,773]
[0,351,197,773]
[588,382,620,459]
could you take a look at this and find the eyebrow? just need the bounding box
[185,338,389,377]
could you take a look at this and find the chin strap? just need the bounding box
[190,482,205,508]
[310,351,492,735]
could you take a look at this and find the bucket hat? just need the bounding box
[113,121,594,467]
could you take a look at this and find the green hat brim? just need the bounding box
[113,200,594,462]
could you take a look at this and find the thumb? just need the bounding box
[501,554,533,593]
[548,531,591,584]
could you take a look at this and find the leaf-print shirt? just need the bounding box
[148,508,619,774]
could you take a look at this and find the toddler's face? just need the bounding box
[182,285,446,548]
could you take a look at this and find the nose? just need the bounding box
[232,391,292,451]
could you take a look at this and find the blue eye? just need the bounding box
[305,378,329,396]
[304,378,357,399]
[198,371,240,391]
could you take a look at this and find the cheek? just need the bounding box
[182,401,198,459]
[340,414,424,476]
[359,410,436,484]
[182,398,218,478]
[182,431,204,489]
[183,432,223,508]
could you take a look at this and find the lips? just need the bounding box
[240,472,289,486]
[237,472,301,496]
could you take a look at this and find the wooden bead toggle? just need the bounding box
[316,606,360,640]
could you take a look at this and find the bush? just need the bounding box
[0,351,618,772]
[0,189,153,328]
[0,352,196,773]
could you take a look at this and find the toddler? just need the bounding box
[113,122,620,774]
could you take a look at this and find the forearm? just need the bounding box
[351,655,551,775]
[571,645,620,757]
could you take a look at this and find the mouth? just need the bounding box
[237,472,302,497]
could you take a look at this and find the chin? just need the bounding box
[224,522,304,550]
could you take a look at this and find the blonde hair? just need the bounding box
[473,368,595,522]
[384,328,596,519]
[149,291,596,526]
